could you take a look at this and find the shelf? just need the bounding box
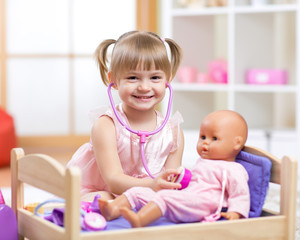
[172,82,228,92]
[233,84,297,93]
[172,83,296,93]
[172,4,298,16]
[172,7,229,16]
[234,4,298,14]
[161,0,299,157]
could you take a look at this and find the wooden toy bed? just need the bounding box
[11,146,297,240]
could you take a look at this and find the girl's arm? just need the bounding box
[163,128,184,170]
[91,116,181,195]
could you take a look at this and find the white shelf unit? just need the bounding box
[160,0,300,161]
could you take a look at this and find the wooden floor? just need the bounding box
[0,147,78,188]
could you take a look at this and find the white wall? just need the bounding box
[5,0,136,136]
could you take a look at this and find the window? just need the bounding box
[1,0,136,137]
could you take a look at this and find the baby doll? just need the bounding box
[98,110,250,227]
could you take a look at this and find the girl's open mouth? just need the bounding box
[134,95,153,99]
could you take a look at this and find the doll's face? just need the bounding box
[196,111,247,162]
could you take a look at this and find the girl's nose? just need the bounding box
[138,80,151,91]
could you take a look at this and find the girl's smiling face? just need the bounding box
[112,64,168,113]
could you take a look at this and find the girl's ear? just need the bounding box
[108,72,118,89]
[233,136,243,151]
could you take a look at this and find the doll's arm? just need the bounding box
[220,211,242,220]
[226,165,250,218]
[92,116,180,195]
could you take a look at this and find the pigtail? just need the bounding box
[94,39,116,86]
[164,38,183,80]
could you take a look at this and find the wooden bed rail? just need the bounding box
[10,147,298,240]
[11,148,82,239]
[243,145,282,184]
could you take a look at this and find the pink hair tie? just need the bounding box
[161,37,165,43]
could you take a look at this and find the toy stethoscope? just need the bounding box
[108,82,192,189]
[107,82,173,179]
[34,198,107,231]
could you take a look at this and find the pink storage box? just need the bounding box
[177,67,197,83]
[208,60,227,84]
[246,69,288,85]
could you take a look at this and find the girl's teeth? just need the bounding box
[137,96,151,99]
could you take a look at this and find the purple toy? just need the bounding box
[0,197,18,240]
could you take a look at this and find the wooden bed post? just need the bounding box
[64,167,81,240]
[280,155,297,240]
[10,148,25,240]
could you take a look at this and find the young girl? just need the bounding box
[67,31,184,201]
[98,110,250,227]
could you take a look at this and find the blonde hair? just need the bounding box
[94,31,182,86]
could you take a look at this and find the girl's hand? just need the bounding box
[151,169,182,191]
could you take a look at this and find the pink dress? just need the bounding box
[124,158,250,223]
[67,104,183,195]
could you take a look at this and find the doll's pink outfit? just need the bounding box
[67,104,183,195]
[124,158,250,223]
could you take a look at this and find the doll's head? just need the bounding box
[197,110,248,162]
[95,31,182,86]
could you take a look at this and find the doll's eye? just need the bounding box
[213,136,218,141]
[201,135,206,140]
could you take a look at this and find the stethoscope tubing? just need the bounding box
[107,82,173,178]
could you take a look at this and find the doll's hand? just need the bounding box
[220,212,242,220]
[152,169,181,191]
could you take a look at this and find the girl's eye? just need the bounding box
[127,76,138,82]
[151,76,162,81]
[213,136,218,141]
[201,135,206,140]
